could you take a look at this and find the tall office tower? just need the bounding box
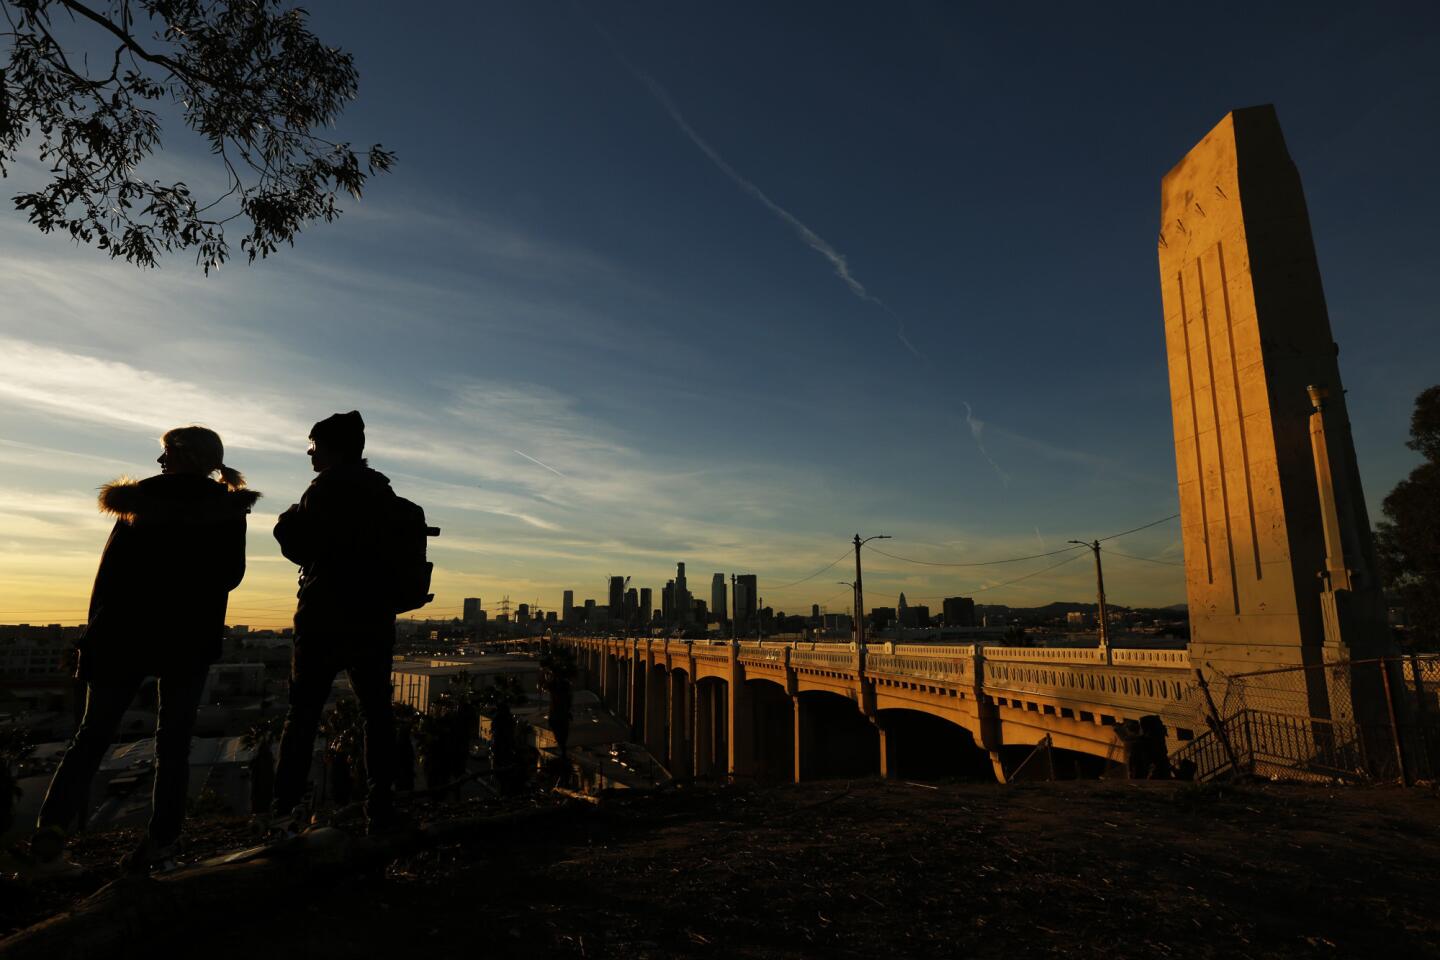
[662,581,675,622]
[562,590,574,624]
[734,574,758,635]
[943,596,977,627]
[674,563,691,623]
[608,576,625,620]
[692,598,707,624]
[639,587,653,626]
[624,588,639,627]
[811,604,820,620]
[711,573,727,624]
[463,598,483,626]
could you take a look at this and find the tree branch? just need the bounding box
[52,0,208,86]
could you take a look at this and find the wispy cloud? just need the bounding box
[0,336,307,452]
[963,401,1009,486]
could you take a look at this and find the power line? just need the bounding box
[866,543,1084,568]
[762,548,855,591]
[970,550,1090,594]
[1097,513,1180,542]
[1105,549,1184,567]
[898,550,1090,601]
[861,513,1179,569]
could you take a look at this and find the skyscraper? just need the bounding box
[674,562,691,624]
[562,590,575,624]
[943,596,977,627]
[463,598,482,626]
[608,576,625,620]
[639,587,653,626]
[734,574,757,636]
[711,573,727,624]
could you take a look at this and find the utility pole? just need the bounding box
[852,533,891,650]
[1069,539,1111,661]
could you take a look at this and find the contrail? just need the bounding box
[963,402,1009,486]
[512,449,567,478]
[589,20,1006,483]
[607,41,921,360]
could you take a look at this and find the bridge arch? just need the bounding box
[875,708,995,782]
[693,676,728,779]
[741,679,793,782]
[794,690,878,781]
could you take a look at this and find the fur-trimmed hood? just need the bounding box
[99,474,261,525]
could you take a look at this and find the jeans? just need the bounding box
[38,667,209,845]
[272,630,395,821]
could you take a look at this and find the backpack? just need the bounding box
[385,495,439,614]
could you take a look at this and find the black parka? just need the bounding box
[273,462,399,635]
[81,474,259,679]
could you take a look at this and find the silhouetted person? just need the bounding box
[490,701,518,793]
[393,722,415,793]
[1138,715,1174,780]
[30,427,257,874]
[249,740,275,815]
[270,412,399,833]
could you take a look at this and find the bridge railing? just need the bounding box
[789,648,858,670]
[866,653,969,681]
[891,643,976,658]
[984,645,1106,663]
[981,659,1194,718]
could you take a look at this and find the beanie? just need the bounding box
[309,410,366,460]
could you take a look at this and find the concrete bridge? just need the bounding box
[558,637,1197,783]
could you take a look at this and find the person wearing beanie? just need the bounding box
[270,411,400,833]
[29,426,259,876]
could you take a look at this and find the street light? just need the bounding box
[853,534,891,649]
[1068,539,1111,660]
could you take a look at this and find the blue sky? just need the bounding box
[2,1,1437,626]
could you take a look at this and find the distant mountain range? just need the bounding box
[975,601,1188,620]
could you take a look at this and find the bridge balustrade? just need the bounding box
[981,659,1192,715]
[789,648,858,671]
[866,653,969,681]
[891,643,976,658]
[1110,648,1191,668]
[984,645,1107,663]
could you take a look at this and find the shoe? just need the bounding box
[119,835,180,875]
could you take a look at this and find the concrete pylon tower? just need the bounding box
[1158,106,1388,689]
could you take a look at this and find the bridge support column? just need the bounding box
[728,660,755,780]
[989,751,1008,785]
[628,657,644,738]
[876,718,896,780]
[694,682,714,778]
[645,665,667,763]
[669,671,692,779]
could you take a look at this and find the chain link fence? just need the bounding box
[1173,653,1440,784]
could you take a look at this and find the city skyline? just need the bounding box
[2,4,1437,628]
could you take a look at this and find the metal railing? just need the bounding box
[1171,654,1440,784]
